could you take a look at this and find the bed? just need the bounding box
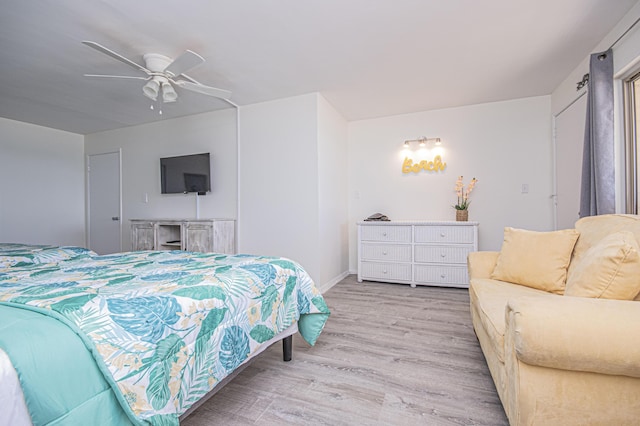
[0,243,330,426]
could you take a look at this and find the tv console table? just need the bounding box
[357,220,479,288]
[130,219,235,254]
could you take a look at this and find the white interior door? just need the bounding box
[554,93,587,230]
[88,151,121,254]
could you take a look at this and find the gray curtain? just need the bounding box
[579,49,615,217]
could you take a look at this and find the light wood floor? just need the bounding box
[183,275,508,425]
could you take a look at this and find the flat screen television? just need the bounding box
[160,153,211,194]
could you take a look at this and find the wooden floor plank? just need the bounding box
[183,275,508,425]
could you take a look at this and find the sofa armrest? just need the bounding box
[506,295,640,378]
[467,251,499,280]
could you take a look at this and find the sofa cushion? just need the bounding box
[564,231,640,300]
[469,278,549,364]
[570,215,640,278]
[491,227,579,294]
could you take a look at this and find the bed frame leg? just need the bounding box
[282,335,292,362]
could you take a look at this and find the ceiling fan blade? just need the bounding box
[82,41,151,75]
[178,73,199,84]
[163,50,205,77]
[84,74,149,80]
[174,80,232,99]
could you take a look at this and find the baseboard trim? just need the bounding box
[318,271,349,294]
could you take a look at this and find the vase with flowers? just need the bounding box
[453,176,478,221]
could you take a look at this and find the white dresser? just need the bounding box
[357,221,479,288]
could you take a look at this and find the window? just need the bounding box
[624,71,640,214]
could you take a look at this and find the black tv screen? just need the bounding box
[160,153,211,194]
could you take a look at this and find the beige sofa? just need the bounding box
[469,214,640,425]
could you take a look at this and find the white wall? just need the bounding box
[347,96,553,271]
[0,117,85,245]
[238,94,320,274]
[238,93,350,288]
[317,95,349,287]
[552,2,640,115]
[552,2,640,212]
[85,108,237,251]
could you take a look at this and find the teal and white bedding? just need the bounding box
[0,248,330,425]
[0,244,95,268]
[0,305,134,426]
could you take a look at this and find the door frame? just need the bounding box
[86,149,122,252]
[552,90,587,230]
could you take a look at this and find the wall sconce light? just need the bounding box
[403,137,442,148]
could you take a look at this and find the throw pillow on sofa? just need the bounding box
[564,231,640,300]
[491,227,580,294]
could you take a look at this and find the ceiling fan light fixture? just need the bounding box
[142,79,160,101]
[162,82,178,103]
[83,42,233,108]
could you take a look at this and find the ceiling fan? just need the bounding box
[82,41,232,105]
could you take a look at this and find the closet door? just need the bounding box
[554,93,587,230]
[87,151,121,254]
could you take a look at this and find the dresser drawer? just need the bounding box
[360,261,412,281]
[414,264,469,286]
[414,245,473,264]
[361,243,412,262]
[414,225,475,244]
[360,225,412,242]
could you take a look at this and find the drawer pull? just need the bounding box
[383,270,388,274]
[440,233,446,238]
[440,253,446,258]
[441,274,446,279]
[383,251,388,255]
[382,232,387,237]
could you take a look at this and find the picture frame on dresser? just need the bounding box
[357,220,479,288]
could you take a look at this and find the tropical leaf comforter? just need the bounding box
[0,248,330,425]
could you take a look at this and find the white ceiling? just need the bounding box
[0,0,637,135]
